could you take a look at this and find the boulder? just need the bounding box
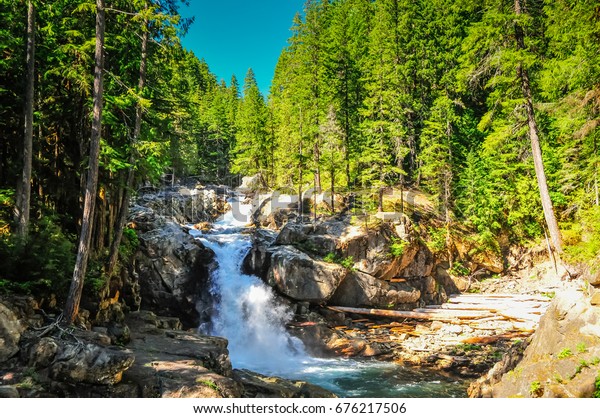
[329,271,421,308]
[233,369,337,398]
[238,174,264,193]
[49,344,134,385]
[276,222,338,256]
[0,302,24,363]
[289,322,385,358]
[242,229,277,278]
[397,244,435,278]
[0,386,19,398]
[340,223,421,280]
[129,208,215,327]
[251,193,299,229]
[123,315,240,398]
[267,246,348,303]
[19,332,135,386]
[474,289,600,398]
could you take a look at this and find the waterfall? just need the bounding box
[193,196,307,375]
[189,193,467,397]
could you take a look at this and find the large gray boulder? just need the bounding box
[340,223,421,280]
[49,343,135,385]
[251,193,299,229]
[275,222,339,256]
[21,332,135,385]
[267,246,348,303]
[233,369,337,398]
[123,313,240,398]
[129,207,215,327]
[242,229,277,278]
[470,289,600,398]
[329,271,421,308]
[0,302,24,363]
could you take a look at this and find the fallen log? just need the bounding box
[448,293,550,302]
[413,307,492,317]
[327,306,494,321]
[461,331,533,345]
[443,301,544,309]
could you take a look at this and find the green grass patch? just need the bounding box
[529,380,543,397]
[557,348,573,359]
[323,252,355,271]
[389,236,407,258]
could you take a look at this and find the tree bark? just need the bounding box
[106,4,148,276]
[63,0,106,324]
[15,1,35,239]
[514,0,563,254]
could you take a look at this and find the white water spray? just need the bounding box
[194,196,308,375]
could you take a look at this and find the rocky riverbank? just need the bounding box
[3,181,599,398]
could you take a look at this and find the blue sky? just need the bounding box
[180,1,304,96]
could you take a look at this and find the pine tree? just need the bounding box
[231,68,269,184]
[320,105,344,211]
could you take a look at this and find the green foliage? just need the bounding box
[389,236,407,258]
[529,380,543,397]
[576,342,587,354]
[198,379,220,392]
[541,291,556,299]
[323,252,355,271]
[0,216,75,298]
[323,252,337,263]
[118,227,139,260]
[574,359,590,376]
[449,262,470,277]
[426,227,447,254]
[83,259,108,296]
[564,206,600,263]
[594,374,600,398]
[339,256,355,270]
[557,348,573,359]
[455,343,482,353]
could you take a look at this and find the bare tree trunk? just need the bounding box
[314,141,322,193]
[298,107,304,221]
[63,0,106,324]
[15,0,35,239]
[330,164,335,213]
[106,4,148,276]
[594,135,599,206]
[515,0,562,254]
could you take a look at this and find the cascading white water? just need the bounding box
[193,196,308,375]
[190,194,467,397]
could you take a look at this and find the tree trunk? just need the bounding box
[330,165,335,213]
[313,141,322,193]
[515,0,563,254]
[15,0,35,239]
[298,107,304,220]
[106,4,148,276]
[63,0,106,324]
